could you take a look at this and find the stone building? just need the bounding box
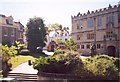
[0,14,24,46]
[71,4,120,57]
[46,27,71,51]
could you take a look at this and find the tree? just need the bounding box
[65,38,77,51]
[15,41,25,54]
[26,17,47,53]
[48,23,60,31]
[55,38,64,44]
[0,44,17,77]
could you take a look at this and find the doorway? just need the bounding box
[51,45,55,52]
[107,46,116,57]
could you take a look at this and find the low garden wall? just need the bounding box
[38,72,81,80]
[37,72,119,80]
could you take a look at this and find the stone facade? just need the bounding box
[46,27,71,51]
[0,14,24,46]
[71,4,120,57]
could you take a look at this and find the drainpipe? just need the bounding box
[94,17,97,55]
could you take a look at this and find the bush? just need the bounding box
[0,44,17,77]
[33,52,119,79]
[58,50,81,64]
[0,70,3,78]
[83,55,119,79]
[54,49,65,55]
[33,57,48,70]
[72,62,91,77]
[33,56,66,73]
[58,50,82,74]
[33,50,82,74]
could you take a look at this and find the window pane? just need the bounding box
[81,45,84,49]
[87,19,94,28]
[87,45,90,49]
[97,16,102,28]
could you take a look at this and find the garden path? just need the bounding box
[9,62,38,74]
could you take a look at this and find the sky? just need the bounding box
[0,0,119,29]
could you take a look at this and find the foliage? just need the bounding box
[0,70,2,78]
[1,44,17,61]
[0,43,25,77]
[15,41,25,54]
[26,17,47,53]
[48,23,60,31]
[83,55,119,79]
[33,57,48,70]
[55,38,64,44]
[58,50,81,63]
[54,49,65,55]
[0,44,18,77]
[33,51,119,79]
[57,50,82,74]
[64,38,77,51]
[33,50,82,74]
[0,44,2,57]
[33,56,66,73]
[72,62,90,77]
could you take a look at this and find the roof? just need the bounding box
[49,31,55,37]
[48,29,70,37]
[0,14,6,17]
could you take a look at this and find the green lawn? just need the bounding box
[9,55,36,69]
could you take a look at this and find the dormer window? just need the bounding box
[6,19,13,25]
[55,34,57,37]
[61,33,63,36]
[65,33,67,36]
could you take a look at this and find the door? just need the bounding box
[107,46,116,57]
[51,45,54,52]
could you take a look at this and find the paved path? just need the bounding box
[9,62,38,74]
[43,50,54,55]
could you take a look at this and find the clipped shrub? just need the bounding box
[58,50,82,74]
[83,55,119,79]
[33,56,66,73]
[58,50,81,64]
[33,50,82,74]
[72,62,92,77]
[33,57,48,70]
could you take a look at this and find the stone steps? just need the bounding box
[8,73,38,81]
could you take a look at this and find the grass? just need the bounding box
[9,55,36,69]
[8,52,48,69]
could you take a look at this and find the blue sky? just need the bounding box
[0,0,119,29]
